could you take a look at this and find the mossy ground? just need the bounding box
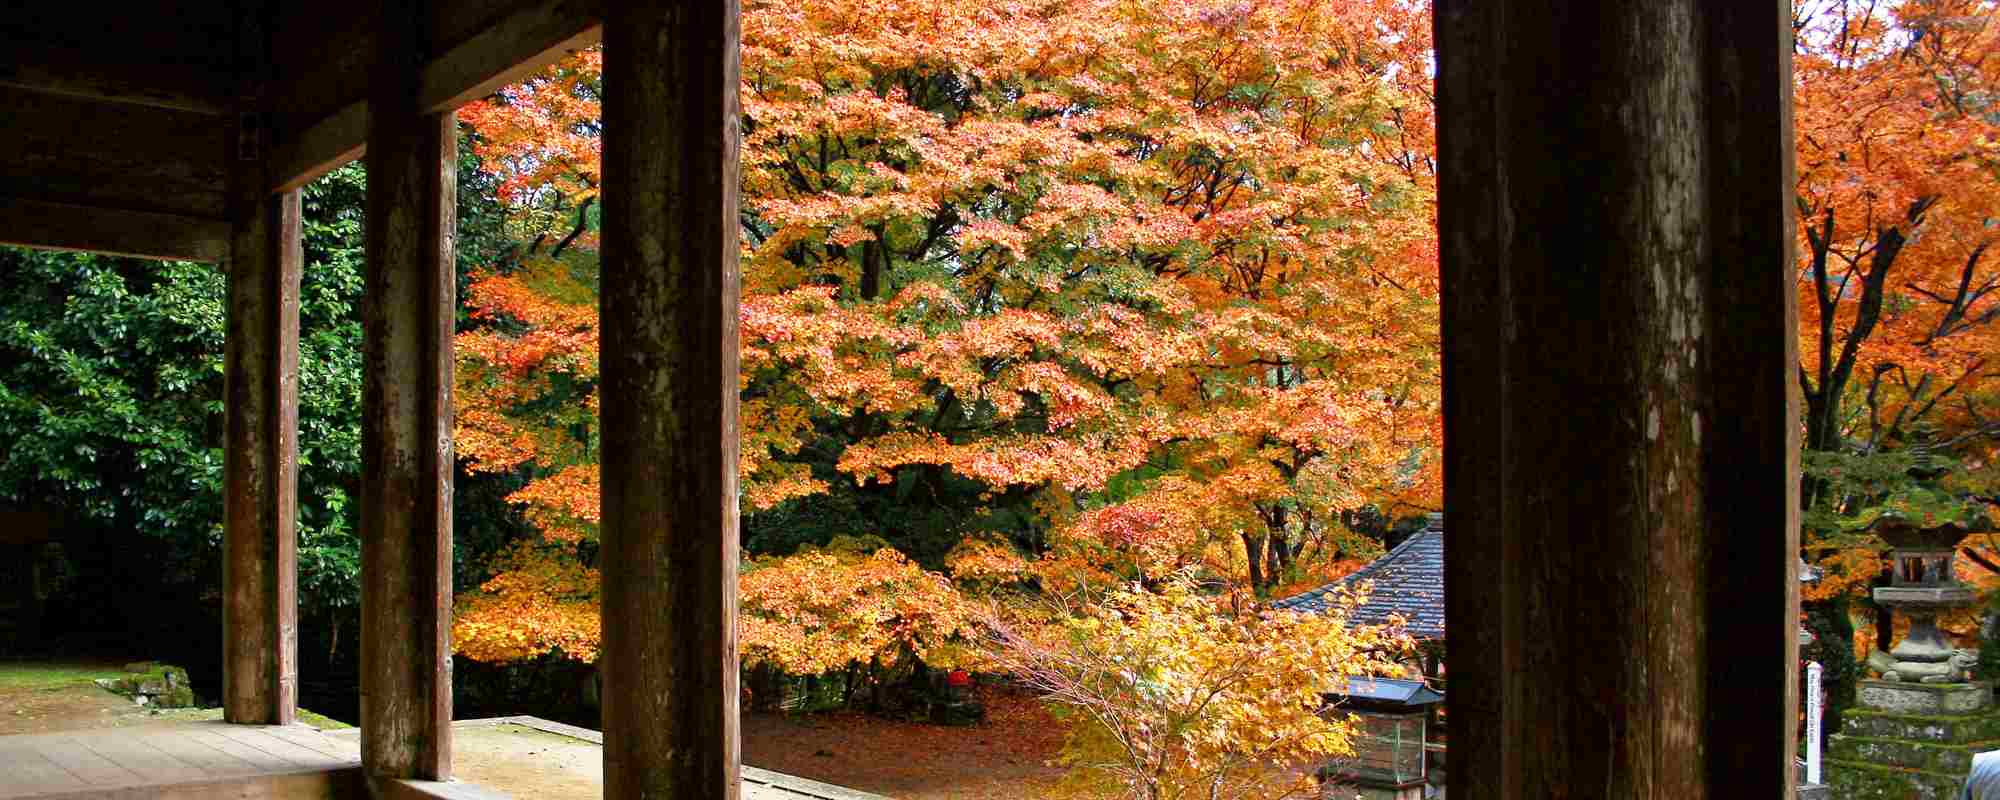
[0,660,350,732]
[1825,759,1964,800]
[0,661,127,691]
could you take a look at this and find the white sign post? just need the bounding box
[1806,661,1824,785]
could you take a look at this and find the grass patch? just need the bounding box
[298,708,353,730]
[0,661,128,692]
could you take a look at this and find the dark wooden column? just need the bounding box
[599,0,743,796]
[360,1,457,781]
[1435,0,1798,796]
[222,166,302,727]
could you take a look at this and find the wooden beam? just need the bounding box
[222,174,303,727]
[598,0,742,796]
[0,57,232,116]
[420,0,604,115]
[1435,0,1798,796]
[360,1,457,784]
[268,0,602,194]
[0,197,227,263]
[271,104,366,195]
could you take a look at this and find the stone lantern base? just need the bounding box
[1827,681,2000,799]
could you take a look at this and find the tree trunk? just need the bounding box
[859,226,886,300]
[1267,505,1294,580]
[1240,531,1267,590]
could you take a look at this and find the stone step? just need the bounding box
[1841,707,2000,744]
[1826,758,1968,800]
[1828,733,1984,774]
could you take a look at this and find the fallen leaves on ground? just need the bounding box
[743,686,1072,800]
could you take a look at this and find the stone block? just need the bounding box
[1825,759,1966,800]
[1859,679,1993,714]
[1795,784,1829,800]
[1841,707,2000,744]
[1874,586,1976,607]
[1829,734,1978,773]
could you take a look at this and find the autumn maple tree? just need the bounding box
[1790,0,2000,731]
[450,0,1442,669]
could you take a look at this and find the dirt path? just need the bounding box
[742,689,1071,800]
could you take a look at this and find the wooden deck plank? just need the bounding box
[0,743,88,796]
[203,724,350,768]
[0,724,364,800]
[72,729,208,784]
[25,734,144,786]
[175,726,320,771]
[128,728,267,777]
[257,724,359,760]
[7,768,363,800]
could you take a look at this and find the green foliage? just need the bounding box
[0,251,228,585]
[1805,447,1988,537]
[1805,595,1859,742]
[0,126,521,634]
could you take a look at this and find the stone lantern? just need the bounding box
[1827,472,2000,797]
[1868,519,1979,685]
[1318,677,1444,800]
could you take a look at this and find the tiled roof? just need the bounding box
[1272,515,1445,641]
[1334,676,1446,706]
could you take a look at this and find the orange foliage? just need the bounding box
[1793,0,2000,603]
[741,541,975,675]
[454,0,1442,660]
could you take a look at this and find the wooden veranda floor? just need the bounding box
[0,721,362,798]
[0,717,886,799]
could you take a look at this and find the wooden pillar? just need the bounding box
[360,1,456,781]
[1435,0,1798,796]
[599,0,743,796]
[222,170,302,727]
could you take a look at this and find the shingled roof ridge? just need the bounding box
[1335,527,1437,591]
[1270,521,1446,640]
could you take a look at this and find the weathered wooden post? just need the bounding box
[360,0,458,782]
[222,124,303,726]
[598,0,744,796]
[1435,0,1799,795]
